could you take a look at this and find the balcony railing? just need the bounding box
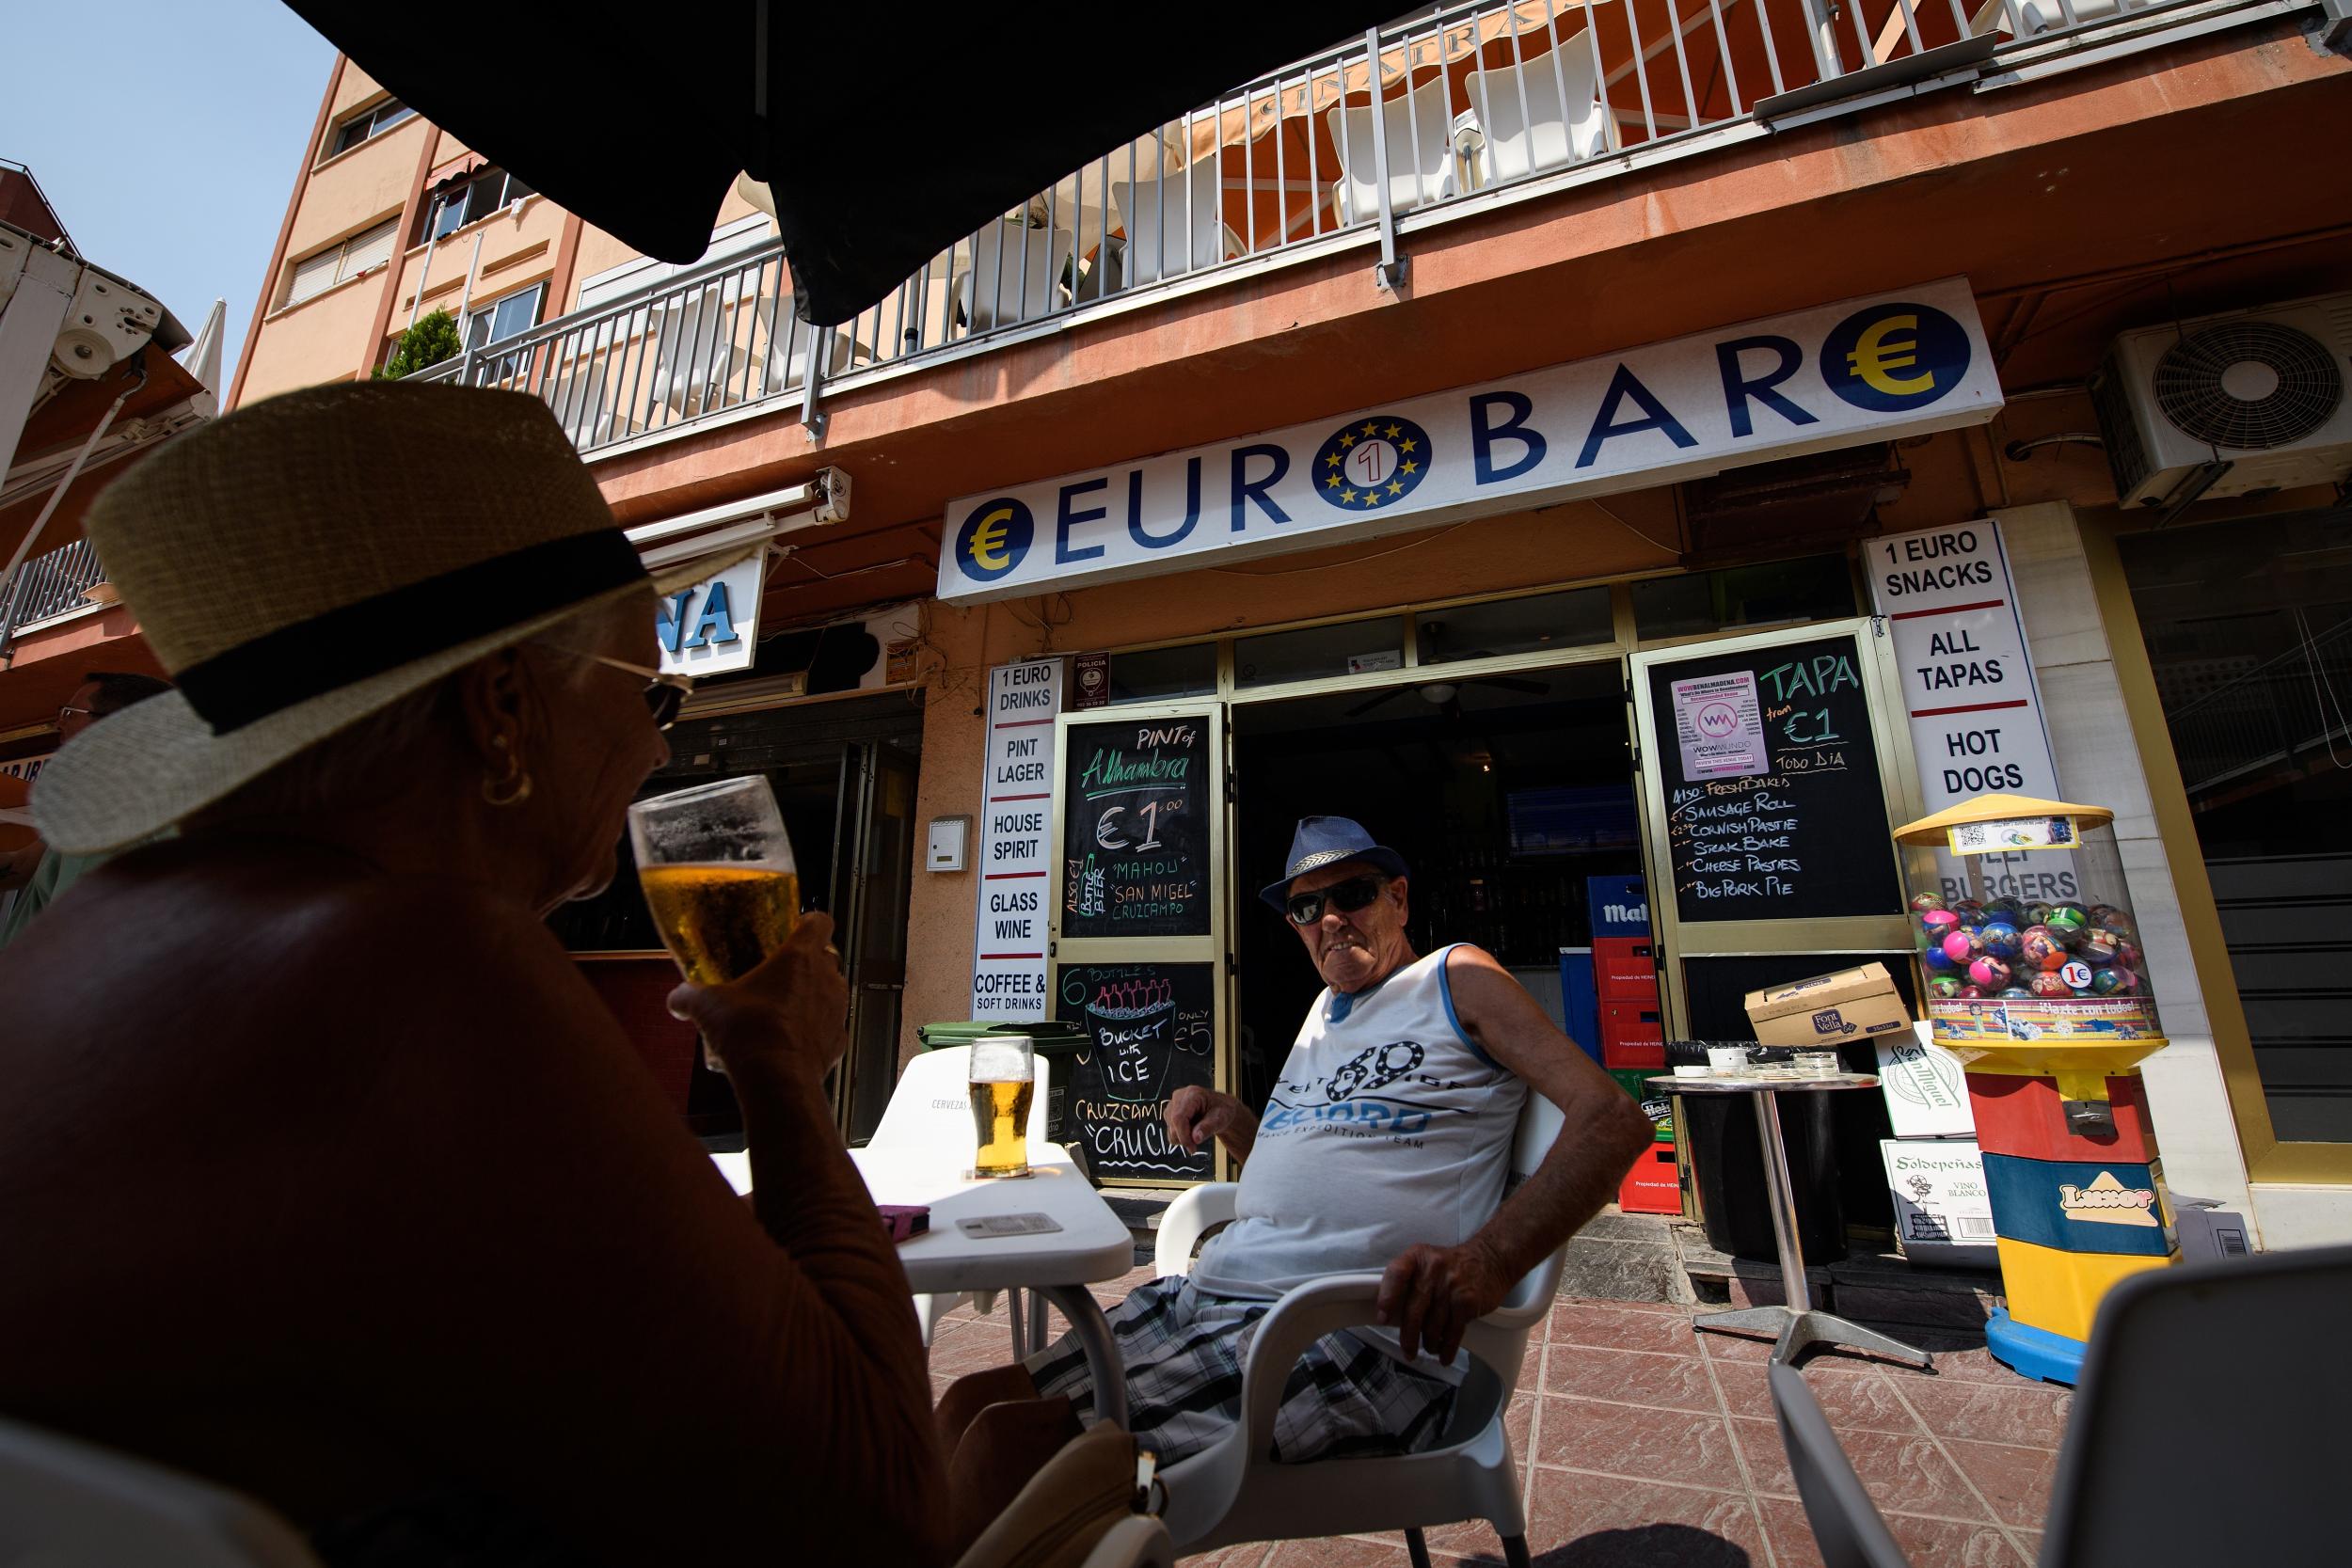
[421,0,2240,455]
[0,537,107,644]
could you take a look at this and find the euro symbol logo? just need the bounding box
[969,506,1016,571]
[1846,314,1934,398]
[955,496,1033,581]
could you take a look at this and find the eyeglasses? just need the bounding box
[57,705,97,721]
[572,652,694,731]
[1285,874,1387,927]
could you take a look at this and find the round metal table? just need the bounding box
[1650,1072,1933,1370]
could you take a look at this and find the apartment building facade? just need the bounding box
[37,0,2352,1240]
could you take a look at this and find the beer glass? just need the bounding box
[628,777,800,1071]
[968,1035,1035,1179]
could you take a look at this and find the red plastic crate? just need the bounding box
[1593,936,1659,1002]
[1619,1142,1682,1213]
[1967,1070,2158,1164]
[1599,1000,1664,1068]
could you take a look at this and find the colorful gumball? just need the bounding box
[1910,892,1947,914]
[1955,900,1989,929]
[1929,974,1965,1000]
[2030,971,2074,998]
[2114,942,2143,973]
[2077,928,2122,967]
[1984,898,2026,926]
[1921,943,1957,974]
[2025,902,2055,929]
[1968,956,2013,991]
[2090,967,2134,996]
[2087,903,2119,925]
[2098,916,2138,945]
[2059,958,2095,992]
[1942,929,1984,964]
[2021,926,2066,969]
[1980,921,2022,958]
[2044,903,2090,942]
[1956,985,1986,999]
[1998,987,2035,999]
[1920,909,1961,942]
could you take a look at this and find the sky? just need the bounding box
[4,0,338,387]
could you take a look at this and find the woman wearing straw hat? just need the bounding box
[0,385,947,1564]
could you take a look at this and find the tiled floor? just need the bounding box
[928,1268,2065,1568]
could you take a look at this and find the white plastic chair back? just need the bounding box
[762,319,854,395]
[1078,1515,1177,1568]
[1113,164,1238,286]
[1156,1086,1566,1559]
[957,218,1073,332]
[1326,76,1455,224]
[0,1417,323,1568]
[866,1043,1054,1154]
[1468,57,1606,184]
[2020,0,2122,31]
[1771,1362,1914,1568]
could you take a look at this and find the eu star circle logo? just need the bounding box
[1820,303,1971,413]
[1312,415,1433,512]
[954,497,1033,582]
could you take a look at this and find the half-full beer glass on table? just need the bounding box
[969,1035,1034,1179]
[628,777,799,1069]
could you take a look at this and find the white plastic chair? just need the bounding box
[1112,166,1241,287]
[1465,58,1607,185]
[1326,76,1458,224]
[0,1416,324,1567]
[1773,1242,2352,1568]
[2019,0,2123,31]
[1149,1092,1565,1567]
[1080,1515,1177,1568]
[955,217,1073,333]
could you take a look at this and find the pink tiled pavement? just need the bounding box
[929,1267,2063,1568]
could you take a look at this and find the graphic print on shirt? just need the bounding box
[1261,1039,1470,1147]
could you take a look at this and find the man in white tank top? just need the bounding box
[960,816,1654,1481]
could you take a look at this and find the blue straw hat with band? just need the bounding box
[31,381,723,855]
[1258,816,1410,911]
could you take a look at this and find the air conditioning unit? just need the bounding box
[2090,293,2352,508]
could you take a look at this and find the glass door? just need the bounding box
[1050,701,1232,1184]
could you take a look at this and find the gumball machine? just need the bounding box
[1892,793,2174,1386]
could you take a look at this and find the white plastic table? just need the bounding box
[715,1144,1137,1426]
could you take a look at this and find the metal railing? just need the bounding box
[0,537,107,641]
[423,0,2202,454]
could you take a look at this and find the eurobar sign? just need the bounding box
[938,277,2002,604]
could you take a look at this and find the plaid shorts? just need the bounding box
[1025,1276,1455,1466]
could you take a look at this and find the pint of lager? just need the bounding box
[969,1036,1035,1178]
[627,778,803,1074]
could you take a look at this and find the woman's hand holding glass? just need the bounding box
[665,911,850,1090]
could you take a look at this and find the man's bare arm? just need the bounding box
[1376,945,1652,1363]
[0,838,44,894]
[1166,1083,1259,1162]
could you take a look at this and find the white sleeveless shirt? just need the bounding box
[1192,946,1526,1370]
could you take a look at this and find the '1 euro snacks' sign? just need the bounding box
[971,658,1064,1021]
[939,278,2001,603]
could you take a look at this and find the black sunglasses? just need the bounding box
[575,652,694,730]
[1285,874,1387,927]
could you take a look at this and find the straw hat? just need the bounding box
[33,381,703,854]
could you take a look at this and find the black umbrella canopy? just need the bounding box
[289,3,1392,326]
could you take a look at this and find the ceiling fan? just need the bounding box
[1343,674,1548,721]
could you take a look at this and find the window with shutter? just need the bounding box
[337,218,398,284]
[286,247,343,306]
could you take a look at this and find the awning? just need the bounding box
[281,1,1397,325]
[0,349,211,562]
[623,470,850,577]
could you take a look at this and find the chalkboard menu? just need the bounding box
[1057,962,1216,1182]
[1058,715,1213,940]
[1648,634,1902,925]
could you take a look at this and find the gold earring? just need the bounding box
[483,736,533,807]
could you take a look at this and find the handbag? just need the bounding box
[950,1424,1160,1568]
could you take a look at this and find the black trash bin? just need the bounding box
[1674,1047,1847,1264]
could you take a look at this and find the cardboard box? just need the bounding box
[1881,1137,1999,1267]
[1876,1022,1977,1139]
[1593,937,1659,1002]
[1745,962,1914,1049]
